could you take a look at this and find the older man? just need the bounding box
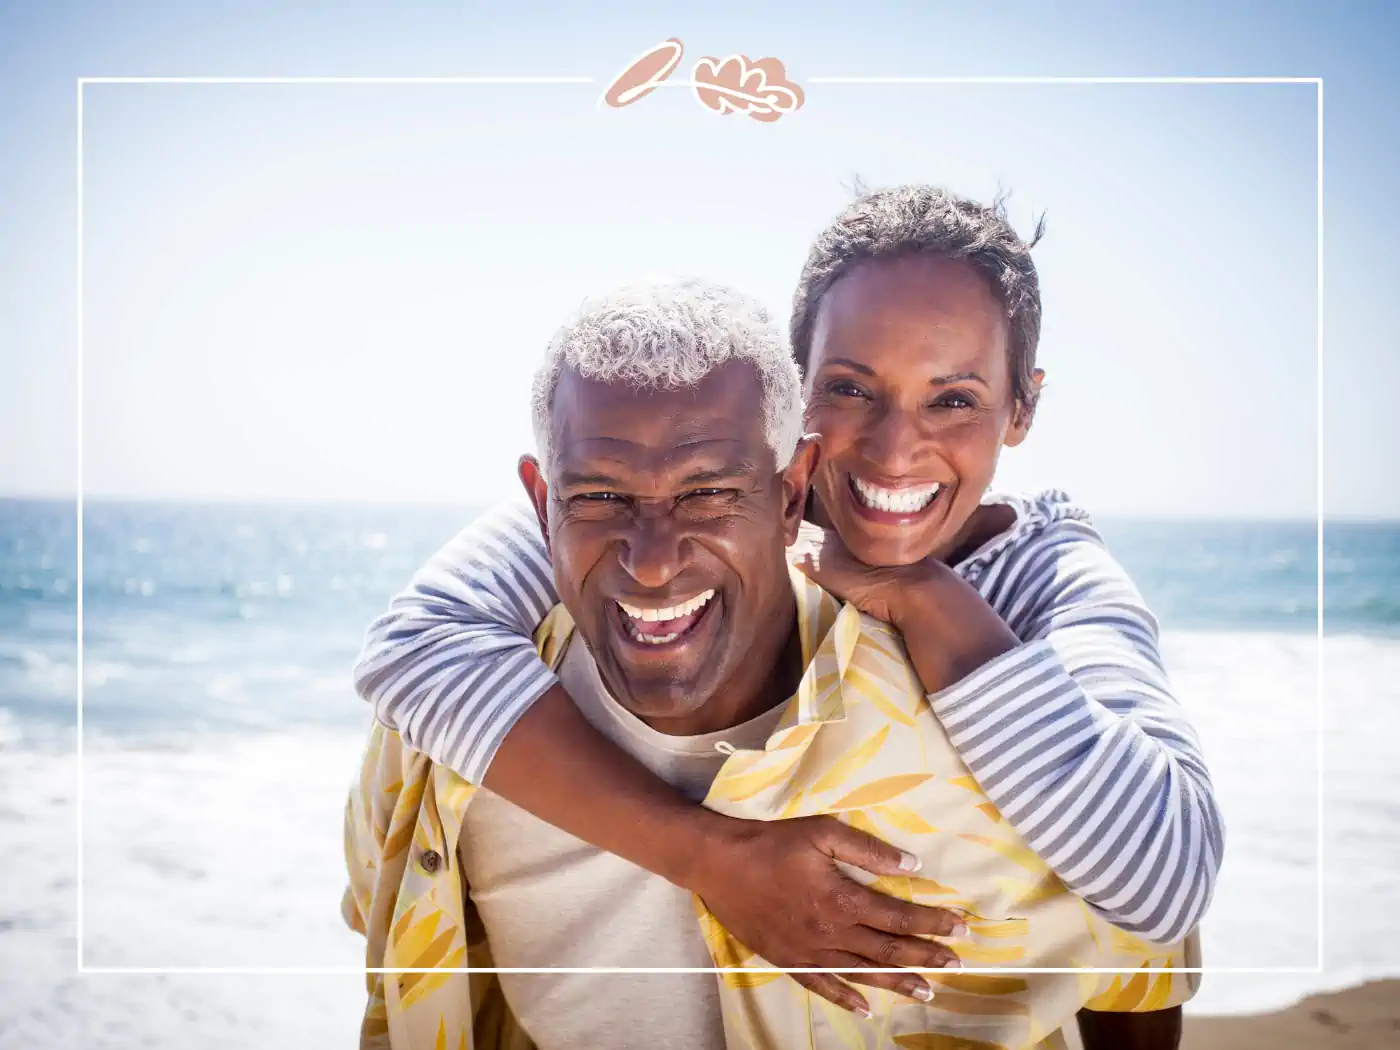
[343,278,1195,1050]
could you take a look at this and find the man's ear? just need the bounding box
[1005,368,1045,449]
[518,455,552,556]
[778,434,821,545]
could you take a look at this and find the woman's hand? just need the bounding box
[485,685,964,1016]
[788,522,1021,709]
[682,809,964,1016]
[788,522,933,624]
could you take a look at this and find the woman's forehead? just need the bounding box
[809,256,1010,374]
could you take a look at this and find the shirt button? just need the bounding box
[420,849,443,874]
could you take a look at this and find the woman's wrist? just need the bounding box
[882,560,958,631]
[887,561,1021,693]
[483,684,731,889]
[663,804,742,893]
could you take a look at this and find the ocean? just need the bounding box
[1,498,1397,1048]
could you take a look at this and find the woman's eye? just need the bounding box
[932,392,976,411]
[828,380,869,399]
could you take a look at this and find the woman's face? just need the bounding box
[804,253,1039,568]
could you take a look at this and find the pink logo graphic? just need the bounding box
[604,39,804,122]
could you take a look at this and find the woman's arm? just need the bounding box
[354,501,561,780]
[353,501,964,1015]
[793,520,1225,946]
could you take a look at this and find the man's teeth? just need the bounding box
[618,589,716,643]
[618,590,715,622]
[852,477,941,514]
[633,629,682,645]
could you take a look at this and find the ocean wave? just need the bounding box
[0,624,1396,1042]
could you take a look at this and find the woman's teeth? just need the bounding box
[618,589,716,644]
[852,477,941,514]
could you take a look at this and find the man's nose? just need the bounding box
[618,510,686,590]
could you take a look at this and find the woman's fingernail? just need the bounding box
[950,923,968,936]
[898,851,922,872]
[942,957,962,969]
[858,1006,873,1019]
[912,984,935,1002]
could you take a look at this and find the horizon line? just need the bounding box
[1,490,1393,525]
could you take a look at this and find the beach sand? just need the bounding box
[1185,981,1400,1050]
[1060,980,1400,1050]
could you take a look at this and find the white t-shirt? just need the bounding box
[459,636,786,1050]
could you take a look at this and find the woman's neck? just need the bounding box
[945,501,1016,566]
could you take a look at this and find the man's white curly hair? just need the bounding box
[531,277,804,473]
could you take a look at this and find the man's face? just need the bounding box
[521,360,815,734]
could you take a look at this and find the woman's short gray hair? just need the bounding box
[531,277,804,471]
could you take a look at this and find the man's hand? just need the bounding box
[683,811,964,1016]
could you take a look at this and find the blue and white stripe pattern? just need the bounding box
[353,489,1224,945]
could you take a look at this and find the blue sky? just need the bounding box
[1,2,1395,519]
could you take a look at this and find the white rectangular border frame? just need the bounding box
[74,74,1325,977]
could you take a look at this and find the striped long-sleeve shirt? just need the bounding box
[352,488,1224,945]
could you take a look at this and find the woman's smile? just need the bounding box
[845,473,949,526]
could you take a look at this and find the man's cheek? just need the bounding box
[549,536,589,606]
[728,501,790,543]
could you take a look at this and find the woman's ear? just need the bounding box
[1005,368,1045,448]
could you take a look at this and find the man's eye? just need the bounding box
[574,492,623,504]
[680,488,740,508]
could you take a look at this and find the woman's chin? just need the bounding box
[843,530,940,570]
[818,474,958,569]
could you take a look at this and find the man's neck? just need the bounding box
[641,596,803,738]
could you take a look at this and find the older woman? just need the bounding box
[353,186,1223,1029]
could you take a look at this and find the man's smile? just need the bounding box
[610,588,721,653]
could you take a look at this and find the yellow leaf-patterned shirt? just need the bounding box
[343,568,1198,1050]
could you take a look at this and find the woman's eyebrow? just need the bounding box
[820,358,987,387]
[819,357,876,376]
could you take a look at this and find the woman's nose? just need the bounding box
[858,404,921,476]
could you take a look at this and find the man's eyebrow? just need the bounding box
[555,462,758,489]
[679,462,759,486]
[556,470,624,489]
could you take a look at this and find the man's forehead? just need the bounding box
[551,364,767,450]
[554,434,761,484]
[546,366,772,484]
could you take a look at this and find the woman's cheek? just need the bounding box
[805,406,858,457]
[947,426,1005,490]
